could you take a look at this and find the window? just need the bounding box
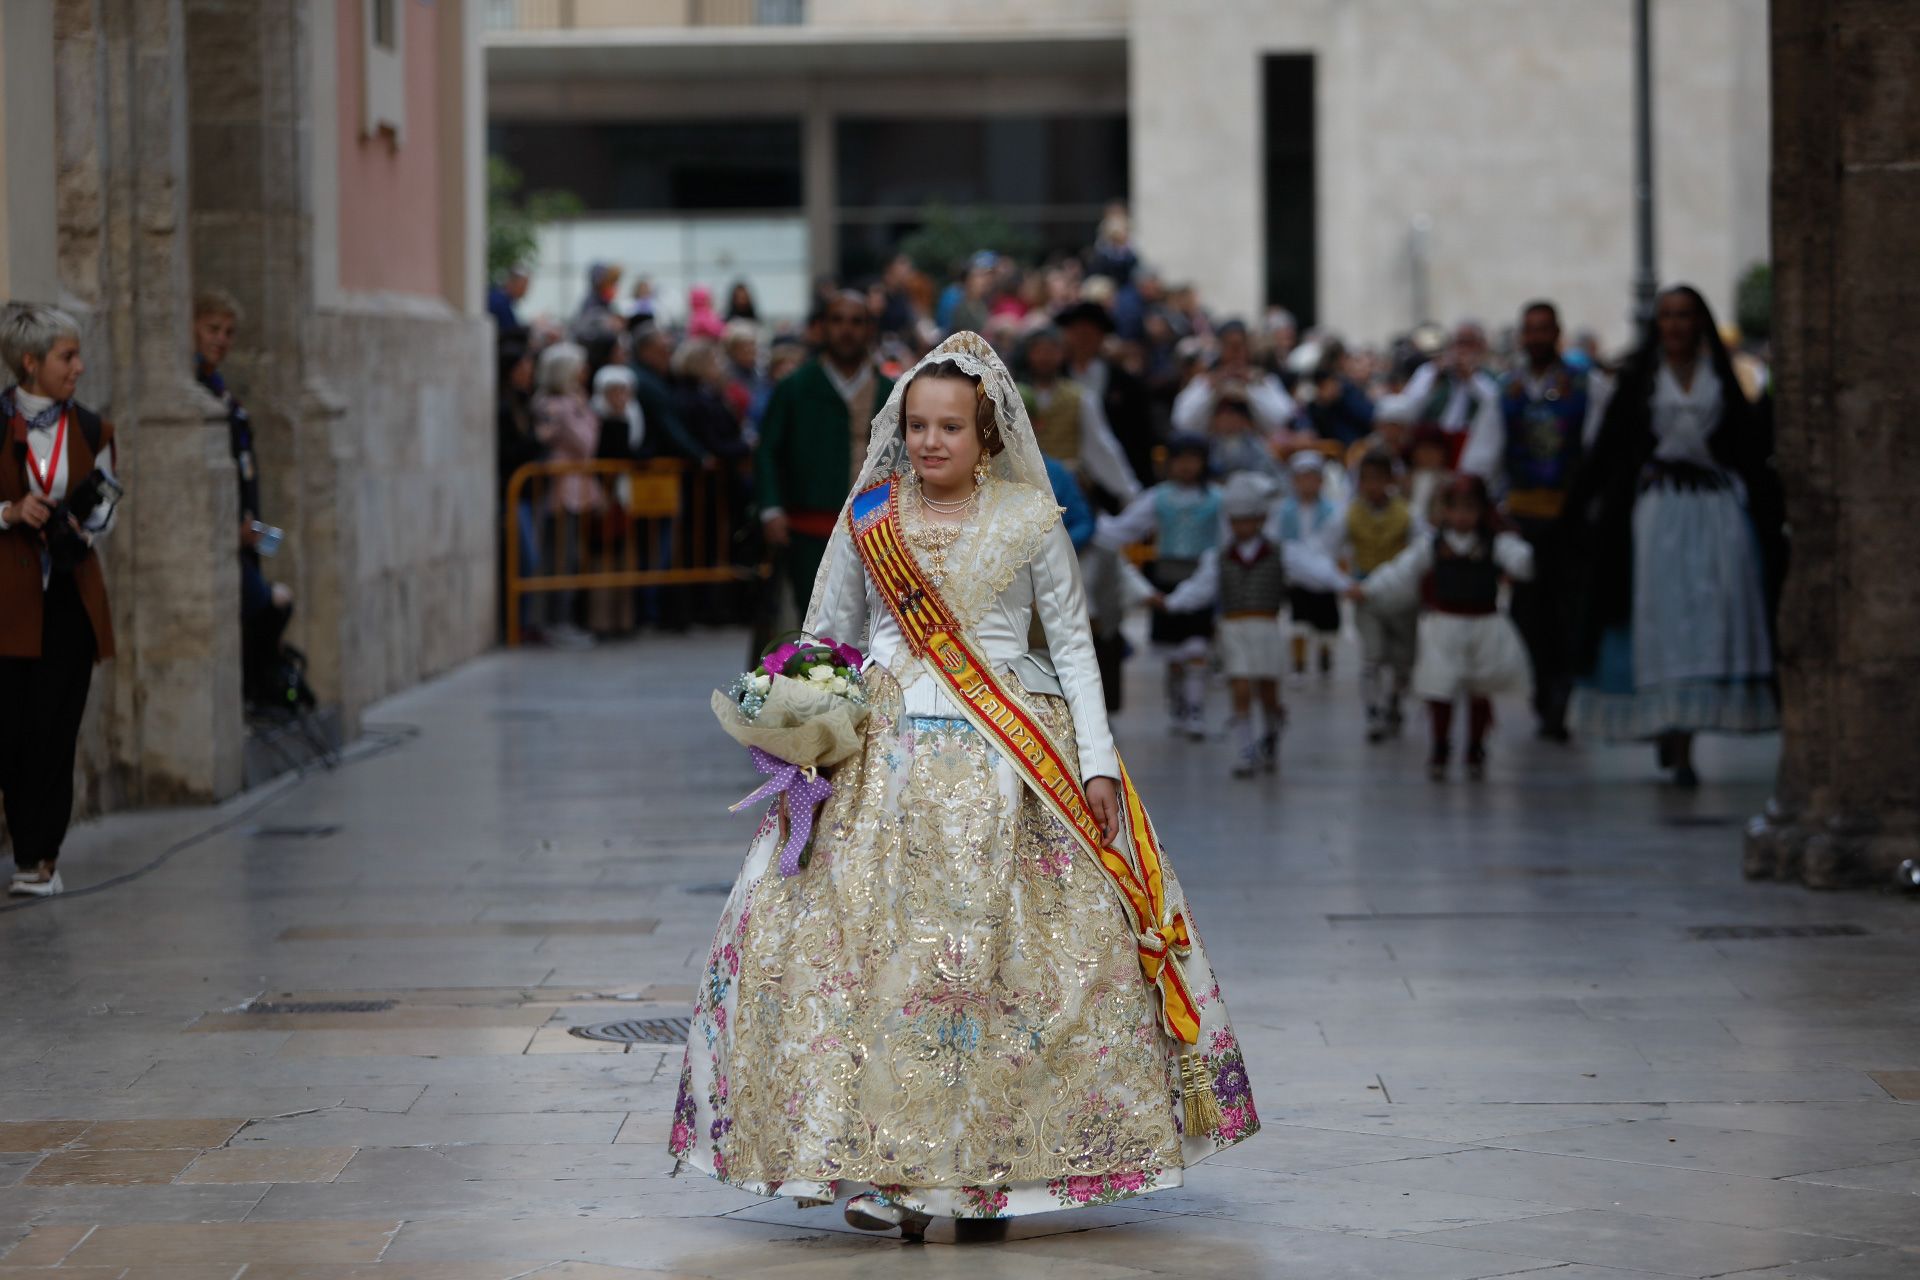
[371,0,397,49]
[488,121,804,213]
[362,0,405,143]
[1263,55,1316,324]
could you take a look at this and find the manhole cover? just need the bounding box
[1687,924,1869,940]
[569,1016,692,1045]
[683,883,732,896]
[247,1000,397,1015]
[249,824,341,840]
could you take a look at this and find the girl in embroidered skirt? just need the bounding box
[1350,474,1533,780]
[671,334,1258,1241]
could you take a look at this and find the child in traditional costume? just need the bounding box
[1158,471,1350,776]
[1350,474,1533,780]
[1341,450,1419,741]
[1269,450,1344,680]
[1096,434,1221,739]
[672,333,1258,1240]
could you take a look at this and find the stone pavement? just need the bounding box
[1,631,1917,1279]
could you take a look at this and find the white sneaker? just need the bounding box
[8,871,63,897]
[1181,709,1208,741]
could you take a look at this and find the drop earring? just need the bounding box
[973,458,991,486]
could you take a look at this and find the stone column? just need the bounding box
[183,0,354,735]
[57,0,244,806]
[1745,0,1920,888]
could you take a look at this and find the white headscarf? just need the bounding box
[591,364,644,455]
[805,331,1054,624]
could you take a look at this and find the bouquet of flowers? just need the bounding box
[711,635,871,876]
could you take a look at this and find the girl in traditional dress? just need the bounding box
[670,333,1258,1241]
[1562,285,1781,786]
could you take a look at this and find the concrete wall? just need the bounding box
[308,304,494,717]
[1130,0,1771,348]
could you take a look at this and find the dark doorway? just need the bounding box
[1263,55,1316,325]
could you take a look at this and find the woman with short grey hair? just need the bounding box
[0,302,122,897]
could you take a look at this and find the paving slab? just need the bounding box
[1,631,1908,1279]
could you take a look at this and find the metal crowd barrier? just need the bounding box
[502,457,767,647]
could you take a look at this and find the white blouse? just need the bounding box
[807,481,1120,783]
[0,390,119,541]
[1650,357,1725,468]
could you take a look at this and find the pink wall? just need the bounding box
[336,0,445,299]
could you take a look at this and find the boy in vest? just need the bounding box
[1159,471,1350,776]
[1097,435,1219,738]
[1341,450,1418,741]
[1269,451,1344,681]
[1348,475,1534,780]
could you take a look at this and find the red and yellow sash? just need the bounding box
[849,478,1203,1045]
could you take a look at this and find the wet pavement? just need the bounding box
[2,630,1916,1279]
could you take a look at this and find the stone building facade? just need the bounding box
[1746,0,1920,889]
[488,0,1767,348]
[0,0,493,822]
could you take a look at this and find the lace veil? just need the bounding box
[805,331,1053,624]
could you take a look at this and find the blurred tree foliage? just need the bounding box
[488,157,583,279]
[898,203,1041,275]
[1735,262,1772,342]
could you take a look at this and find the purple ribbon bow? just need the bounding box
[729,746,835,877]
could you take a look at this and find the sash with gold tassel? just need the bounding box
[847,478,1222,1136]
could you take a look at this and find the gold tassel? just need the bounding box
[1180,1053,1223,1136]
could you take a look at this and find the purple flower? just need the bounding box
[830,640,864,669]
[762,642,801,676]
[1213,1059,1251,1105]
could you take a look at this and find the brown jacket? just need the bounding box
[0,405,116,661]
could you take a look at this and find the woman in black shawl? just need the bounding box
[1562,285,1783,786]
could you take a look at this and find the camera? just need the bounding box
[45,468,124,571]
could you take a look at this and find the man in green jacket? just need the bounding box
[756,292,891,611]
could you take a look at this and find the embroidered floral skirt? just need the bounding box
[670,672,1258,1218]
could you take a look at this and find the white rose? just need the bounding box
[749,673,771,693]
[807,665,835,683]
[829,676,850,695]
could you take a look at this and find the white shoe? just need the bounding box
[8,871,63,897]
[845,1193,931,1240]
[1181,709,1207,741]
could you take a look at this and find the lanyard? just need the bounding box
[23,410,67,497]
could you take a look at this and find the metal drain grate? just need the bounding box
[248,824,341,840]
[569,1016,692,1045]
[247,999,397,1015]
[1687,923,1870,940]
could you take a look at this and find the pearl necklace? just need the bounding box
[918,483,979,514]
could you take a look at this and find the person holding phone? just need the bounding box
[0,302,121,897]
[194,289,293,711]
